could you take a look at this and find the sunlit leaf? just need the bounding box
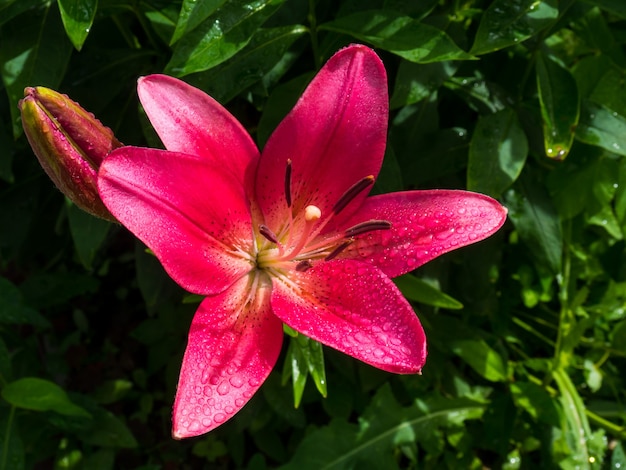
[320,10,474,63]
[470,0,558,55]
[187,25,307,103]
[536,52,580,160]
[510,381,560,425]
[165,0,285,76]
[170,0,228,45]
[577,101,626,156]
[58,0,97,50]
[449,339,508,382]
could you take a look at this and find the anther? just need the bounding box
[259,224,279,244]
[295,260,313,272]
[332,175,375,215]
[325,240,353,261]
[284,159,292,208]
[345,220,392,237]
[304,205,321,222]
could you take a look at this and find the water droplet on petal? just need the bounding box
[217,382,230,396]
[230,376,244,388]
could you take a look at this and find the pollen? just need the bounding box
[304,205,321,222]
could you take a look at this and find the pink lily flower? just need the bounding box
[97,45,507,439]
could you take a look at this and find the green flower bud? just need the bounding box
[19,87,122,221]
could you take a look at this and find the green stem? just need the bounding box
[1,406,15,470]
[553,219,572,370]
[308,0,321,69]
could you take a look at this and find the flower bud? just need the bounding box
[19,87,122,221]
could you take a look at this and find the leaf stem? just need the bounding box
[1,406,15,470]
[308,0,321,69]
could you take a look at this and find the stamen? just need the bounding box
[295,260,313,272]
[259,224,279,244]
[345,220,392,237]
[333,175,375,215]
[285,159,292,208]
[325,240,353,261]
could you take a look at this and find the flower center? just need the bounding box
[253,160,392,275]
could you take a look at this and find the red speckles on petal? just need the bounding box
[270,259,426,374]
[172,274,283,439]
[256,45,388,231]
[336,190,507,278]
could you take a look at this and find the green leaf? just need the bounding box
[91,379,133,405]
[0,408,24,470]
[170,0,228,45]
[283,339,308,408]
[470,0,558,55]
[0,117,14,183]
[505,174,563,274]
[588,0,626,19]
[0,277,49,328]
[390,61,458,109]
[394,274,463,309]
[467,108,528,198]
[449,339,508,382]
[611,442,626,469]
[18,272,99,310]
[186,25,307,103]
[553,368,605,469]
[536,52,580,160]
[79,407,138,448]
[0,0,48,27]
[2,378,91,417]
[577,101,626,156]
[279,384,485,469]
[67,201,111,270]
[320,10,474,63]
[283,333,327,407]
[510,381,560,426]
[58,0,97,50]
[0,337,12,384]
[0,3,73,137]
[165,0,286,76]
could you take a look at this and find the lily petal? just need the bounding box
[173,274,283,439]
[271,259,426,373]
[256,45,388,230]
[98,146,253,295]
[337,190,507,278]
[138,74,259,185]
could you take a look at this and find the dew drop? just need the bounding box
[214,413,226,424]
[235,398,245,407]
[203,386,213,397]
[217,382,230,396]
[230,376,244,388]
[209,375,219,385]
[188,420,201,432]
[248,377,260,387]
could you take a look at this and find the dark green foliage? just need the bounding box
[1,0,625,467]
